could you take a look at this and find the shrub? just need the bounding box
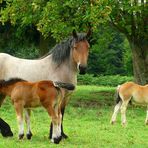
[78,74,133,86]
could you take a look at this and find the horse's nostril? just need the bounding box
[79,65,87,75]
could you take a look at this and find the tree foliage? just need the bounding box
[0,0,111,40]
[109,0,148,84]
[88,25,132,75]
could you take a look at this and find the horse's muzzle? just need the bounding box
[79,65,87,75]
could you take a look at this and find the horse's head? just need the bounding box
[72,30,90,75]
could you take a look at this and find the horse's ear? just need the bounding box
[72,29,78,39]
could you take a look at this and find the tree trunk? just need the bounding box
[129,40,148,85]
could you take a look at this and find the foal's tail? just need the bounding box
[115,85,122,104]
[53,82,75,90]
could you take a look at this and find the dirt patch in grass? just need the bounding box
[72,91,115,108]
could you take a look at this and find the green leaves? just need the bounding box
[0,0,111,40]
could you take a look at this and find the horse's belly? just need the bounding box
[24,98,41,108]
[133,96,148,104]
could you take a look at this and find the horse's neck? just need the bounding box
[55,58,77,84]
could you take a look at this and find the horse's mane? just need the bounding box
[40,33,87,65]
[0,78,26,87]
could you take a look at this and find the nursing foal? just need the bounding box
[0,78,75,144]
[111,82,148,126]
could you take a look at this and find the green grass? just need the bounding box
[1,85,148,148]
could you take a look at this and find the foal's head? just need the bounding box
[72,30,90,74]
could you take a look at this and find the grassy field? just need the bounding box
[1,85,148,148]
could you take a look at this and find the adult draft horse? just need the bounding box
[0,30,90,139]
[0,78,75,144]
[111,82,148,126]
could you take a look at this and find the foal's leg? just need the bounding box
[145,106,148,125]
[14,103,24,139]
[110,101,122,124]
[43,102,62,144]
[51,115,62,144]
[50,92,68,139]
[120,100,129,126]
[25,109,32,139]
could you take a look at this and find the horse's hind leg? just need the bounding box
[14,103,24,139]
[145,106,148,125]
[120,100,129,126]
[111,101,122,124]
[25,109,32,139]
[46,104,62,144]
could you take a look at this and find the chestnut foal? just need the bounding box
[111,82,148,126]
[0,78,75,144]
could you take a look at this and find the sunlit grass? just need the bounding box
[1,85,148,148]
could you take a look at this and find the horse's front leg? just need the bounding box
[60,106,68,139]
[0,118,13,137]
[14,103,24,139]
[25,109,32,139]
[60,94,71,139]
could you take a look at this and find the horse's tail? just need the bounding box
[53,82,75,90]
[115,85,122,104]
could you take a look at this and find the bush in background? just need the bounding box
[78,74,133,86]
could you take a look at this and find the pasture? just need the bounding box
[1,85,148,148]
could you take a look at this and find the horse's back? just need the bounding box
[0,53,51,81]
[118,82,136,99]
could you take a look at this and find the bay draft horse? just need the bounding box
[111,82,148,126]
[0,78,75,144]
[0,29,90,138]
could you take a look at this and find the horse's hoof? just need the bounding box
[19,134,24,140]
[62,133,68,139]
[145,121,148,125]
[51,136,62,144]
[26,132,33,140]
[1,129,13,137]
[110,120,115,125]
[121,122,127,127]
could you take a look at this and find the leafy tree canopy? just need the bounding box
[0,0,111,41]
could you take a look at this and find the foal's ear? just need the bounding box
[72,29,78,39]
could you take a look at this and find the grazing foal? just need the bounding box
[0,78,75,144]
[111,82,148,126]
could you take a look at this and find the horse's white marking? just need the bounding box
[17,116,24,136]
[111,101,122,124]
[77,62,80,71]
[120,101,129,125]
[25,109,31,135]
[51,123,61,142]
